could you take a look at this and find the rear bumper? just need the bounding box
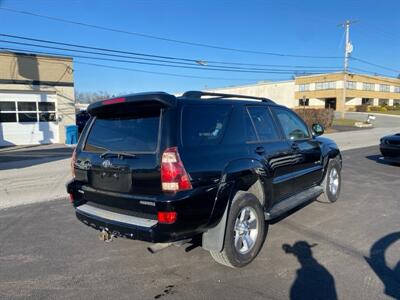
[76,203,179,243]
[67,179,218,243]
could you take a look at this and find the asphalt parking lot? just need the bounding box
[0,146,399,300]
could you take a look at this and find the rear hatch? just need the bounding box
[74,94,176,214]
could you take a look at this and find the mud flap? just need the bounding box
[202,200,229,252]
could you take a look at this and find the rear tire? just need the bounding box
[210,192,267,268]
[319,158,342,203]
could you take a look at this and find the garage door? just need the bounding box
[0,93,59,146]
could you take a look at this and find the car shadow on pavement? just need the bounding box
[365,155,400,167]
[283,241,338,300]
[364,232,400,299]
[0,146,73,170]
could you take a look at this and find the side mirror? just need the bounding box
[312,123,324,136]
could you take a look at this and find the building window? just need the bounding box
[363,83,375,91]
[0,100,56,123]
[39,113,56,122]
[380,84,390,92]
[362,98,373,105]
[18,113,38,123]
[0,101,16,111]
[298,98,309,106]
[39,102,56,111]
[379,99,389,106]
[0,113,17,122]
[0,101,17,123]
[299,84,310,92]
[315,81,336,90]
[346,81,357,89]
[394,86,400,93]
[18,101,37,111]
[315,82,323,90]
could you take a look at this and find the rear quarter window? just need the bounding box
[181,104,231,147]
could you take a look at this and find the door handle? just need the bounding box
[291,142,300,151]
[255,146,265,155]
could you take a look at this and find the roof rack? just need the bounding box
[182,91,274,103]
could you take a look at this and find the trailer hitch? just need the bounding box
[98,228,115,243]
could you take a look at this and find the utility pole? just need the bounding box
[338,20,356,118]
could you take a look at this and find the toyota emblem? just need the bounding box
[102,160,112,168]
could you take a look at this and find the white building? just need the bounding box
[0,51,75,147]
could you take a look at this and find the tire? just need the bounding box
[210,192,267,268]
[319,158,342,203]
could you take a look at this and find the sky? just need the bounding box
[0,0,399,95]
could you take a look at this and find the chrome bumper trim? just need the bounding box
[76,204,157,228]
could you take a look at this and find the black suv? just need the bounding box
[67,91,342,268]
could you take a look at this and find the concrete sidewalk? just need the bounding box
[0,145,73,209]
[0,158,71,209]
[336,111,400,128]
[326,126,400,151]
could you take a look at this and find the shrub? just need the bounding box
[387,105,400,111]
[293,108,334,129]
[355,105,369,112]
[369,106,380,111]
[369,106,388,112]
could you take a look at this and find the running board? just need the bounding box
[264,186,323,221]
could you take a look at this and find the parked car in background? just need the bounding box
[380,133,400,162]
[67,91,342,268]
[76,110,90,133]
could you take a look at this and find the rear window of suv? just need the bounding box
[181,104,231,147]
[84,110,160,153]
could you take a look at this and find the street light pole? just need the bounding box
[339,20,355,118]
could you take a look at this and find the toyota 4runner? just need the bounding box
[66,91,342,268]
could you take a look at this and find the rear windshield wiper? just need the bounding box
[100,150,137,159]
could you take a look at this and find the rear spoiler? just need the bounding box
[87,92,177,115]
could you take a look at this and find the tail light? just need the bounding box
[157,211,177,224]
[71,148,76,178]
[69,193,75,203]
[161,147,192,193]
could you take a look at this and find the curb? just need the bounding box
[0,195,68,211]
[346,112,400,118]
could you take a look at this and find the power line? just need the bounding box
[74,61,289,81]
[0,39,342,73]
[0,7,342,59]
[350,57,400,74]
[0,50,289,81]
[0,46,338,75]
[349,66,387,76]
[348,69,400,85]
[0,33,343,69]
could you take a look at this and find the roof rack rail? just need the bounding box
[182,91,274,103]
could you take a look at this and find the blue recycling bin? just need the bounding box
[65,125,78,145]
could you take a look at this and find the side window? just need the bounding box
[181,104,231,147]
[244,111,257,141]
[271,108,310,140]
[247,106,279,141]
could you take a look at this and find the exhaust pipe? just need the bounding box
[147,239,192,254]
[147,243,173,254]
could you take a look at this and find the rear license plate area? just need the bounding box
[91,169,132,192]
